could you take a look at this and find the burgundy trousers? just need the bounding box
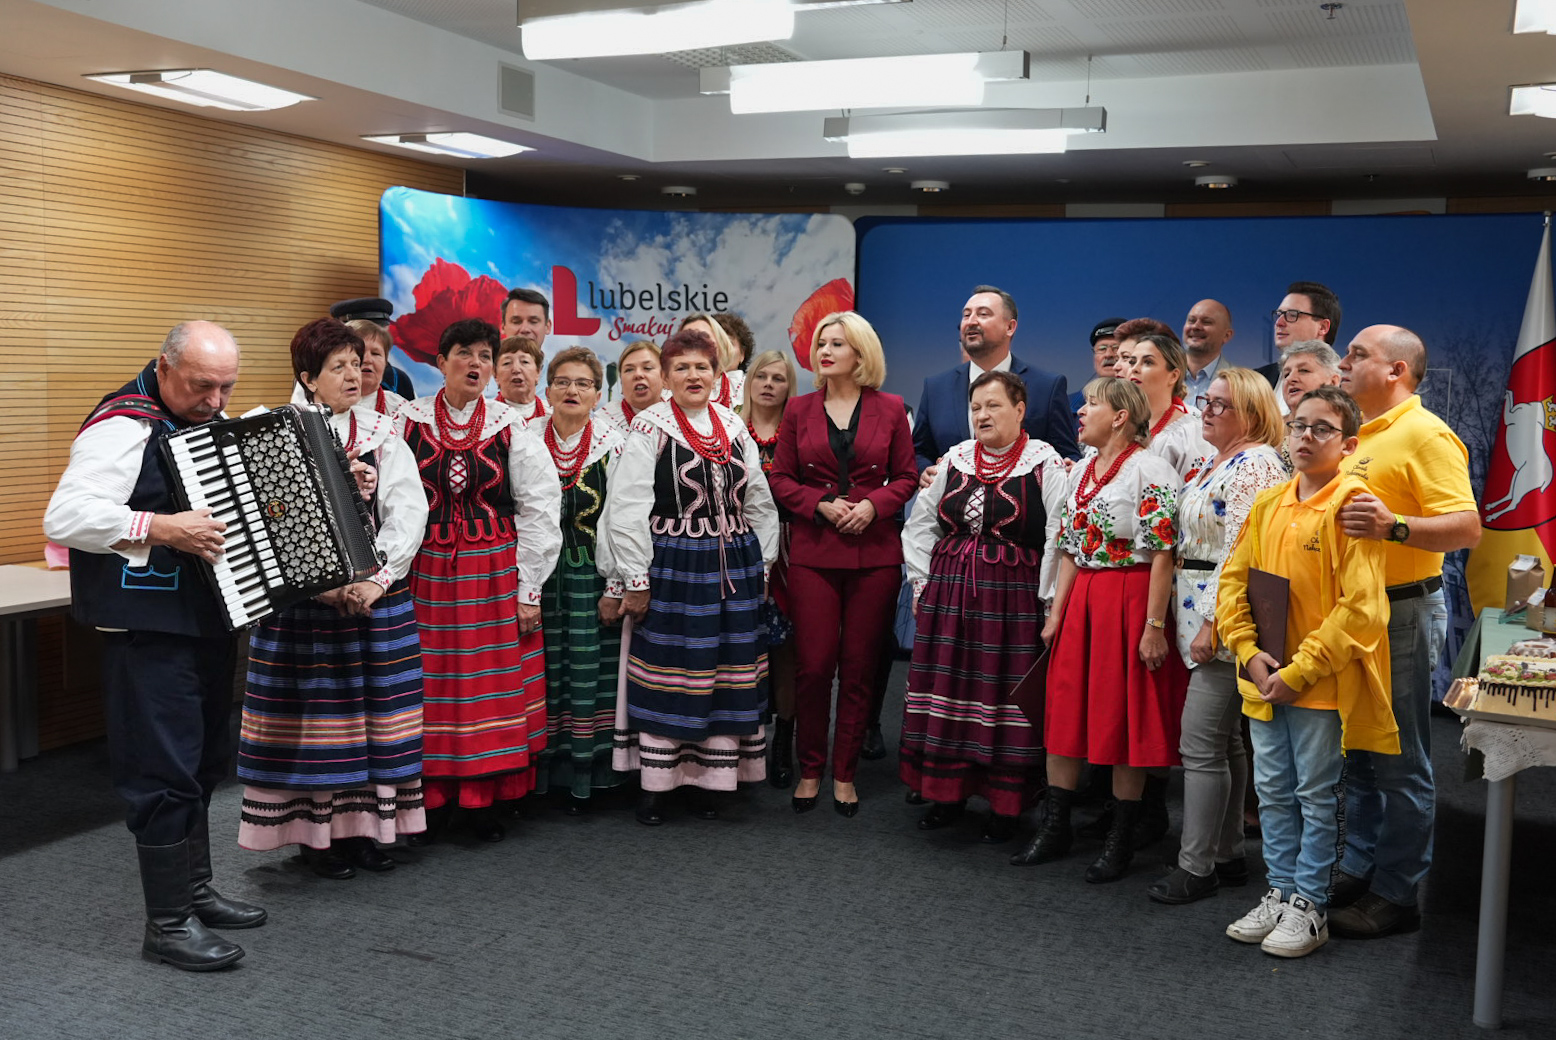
[788,563,903,782]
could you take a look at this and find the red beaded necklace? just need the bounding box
[434,390,486,451]
[1075,442,1139,509]
[714,374,733,408]
[670,399,733,464]
[373,387,388,415]
[530,396,547,420]
[621,399,637,424]
[545,419,593,489]
[747,417,780,451]
[341,408,360,455]
[1150,397,1188,438]
[973,432,1028,485]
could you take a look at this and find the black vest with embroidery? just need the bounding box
[402,420,517,543]
[936,466,1048,563]
[650,438,751,537]
[68,361,228,637]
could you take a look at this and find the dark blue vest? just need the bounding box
[68,362,228,638]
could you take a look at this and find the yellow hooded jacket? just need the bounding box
[1216,474,1400,755]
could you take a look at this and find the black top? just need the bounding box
[826,396,863,496]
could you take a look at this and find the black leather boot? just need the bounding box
[1075,800,1114,841]
[1010,786,1074,866]
[1086,798,1141,883]
[137,841,244,971]
[768,717,795,789]
[188,814,267,929]
[635,791,666,826]
[1134,772,1170,850]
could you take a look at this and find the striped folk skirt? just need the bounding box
[899,537,1047,817]
[540,546,625,800]
[613,529,768,791]
[237,581,426,850]
[410,535,548,810]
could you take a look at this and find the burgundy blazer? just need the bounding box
[768,386,918,570]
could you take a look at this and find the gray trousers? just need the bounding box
[1176,659,1248,876]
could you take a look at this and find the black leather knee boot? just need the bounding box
[137,841,245,971]
[188,814,267,928]
[768,717,795,789]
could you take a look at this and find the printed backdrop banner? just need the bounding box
[379,187,856,401]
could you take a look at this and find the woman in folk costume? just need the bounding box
[679,313,745,413]
[598,340,665,437]
[238,318,429,878]
[898,370,1068,843]
[532,347,627,812]
[288,320,406,417]
[602,327,779,825]
[395,317,562,843]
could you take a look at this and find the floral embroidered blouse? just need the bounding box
[1173,444,1290,668]
[1055,449,1182,569]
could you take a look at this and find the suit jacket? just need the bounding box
[768,386,918,570]
[912,352,1080,467]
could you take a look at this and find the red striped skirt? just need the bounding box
[1045,563,1187,768]
[409,534,547,808]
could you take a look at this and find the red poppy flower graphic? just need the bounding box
[789,278,855,371]
[1082,525,1104,555]
[1072,510,1089,531]
[1106,539,1133,561]
[1153,516,1176,545]
[388,259,510,366]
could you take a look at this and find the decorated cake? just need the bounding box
[1452,653,1556,719]
[1509,638,1556,659]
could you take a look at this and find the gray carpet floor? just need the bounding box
[1,663,1553,1040]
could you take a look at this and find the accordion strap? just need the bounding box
[81,393,175,433]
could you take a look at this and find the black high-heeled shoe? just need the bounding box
[792,780,821,814]
[833,797,860,818]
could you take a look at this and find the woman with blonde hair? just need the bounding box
[1013,376,1185,883]
[1148,367,1289,903]
[743,349,801,787]
[680,313,744,411]
[769,312,917,816]
[600,340,663,437]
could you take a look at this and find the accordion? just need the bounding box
[161,405,385,630]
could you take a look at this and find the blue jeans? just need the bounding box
[1340,587,1446,906]
[1250,704,1345,908]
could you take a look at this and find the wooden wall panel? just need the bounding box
[0,73,463,566]
[0,73,462,751]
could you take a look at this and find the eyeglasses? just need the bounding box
[1284,420,1342,441]
[1271,307,1320,324]
[550,377,597,390]
[1092,343,1119,356]
[1194,395,1233,417]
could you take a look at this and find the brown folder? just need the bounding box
[1237,567,1290,684]
[1013,646,1048,726]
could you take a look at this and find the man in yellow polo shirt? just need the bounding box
[1330,325,1481,939]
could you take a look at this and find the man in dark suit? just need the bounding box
[913,285,1080,485]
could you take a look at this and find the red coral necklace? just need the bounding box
[671,400,733,464]
[973,432,1028,485]
[1150,397,1188,438]
[435,390,485,451]
[373,388,388,414]
[1075,443,1138,509]
[545,419,593,489]
[341,408,360,455]
[747,418,779,451]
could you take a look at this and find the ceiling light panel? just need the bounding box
[363,133,533,158]
[83,70,314,111]
[520,0,794,60]
[1510,84,1556,118]
[704,50,1028,114]
[824,107,1104,158]
[1514,0,1556,33]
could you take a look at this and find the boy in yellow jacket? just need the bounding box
[1216,386,1399,958]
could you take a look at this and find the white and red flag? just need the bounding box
[1469,216,1556,608]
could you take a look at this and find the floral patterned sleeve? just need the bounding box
[1135,482,1178,555]
[1200,450,1290,620]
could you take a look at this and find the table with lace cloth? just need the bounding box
[1450,608,1556,1029]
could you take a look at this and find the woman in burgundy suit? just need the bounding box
[769,311,918,816]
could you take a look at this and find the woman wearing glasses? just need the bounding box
[534,347,628,813]
[1148,369,1289,904]
[1113,321,1211,480]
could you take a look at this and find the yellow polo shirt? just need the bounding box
[1264,476,1348,710]
[1343,395,1476,587]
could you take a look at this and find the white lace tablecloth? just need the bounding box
[1461,718,1556,782]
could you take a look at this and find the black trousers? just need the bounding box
[101,630,238,846]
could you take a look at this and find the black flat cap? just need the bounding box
[1090,317,1128,345]
[330,297,394,326]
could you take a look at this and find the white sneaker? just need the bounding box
[1261,894,1329,958]
[1226,887,1286,943]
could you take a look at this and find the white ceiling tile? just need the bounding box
[1093,14,1245,49]
[1263,3,1410,37]
[1132,47,1269,76]
[1286,35,1417,68]
[1070,0,1227,17]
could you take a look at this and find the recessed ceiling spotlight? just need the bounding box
[1529,167,1556,182]
[882,167,908,174]
[844,182,867,195]
[1182,160,1211,168]
[661,185,698,197]
[911,180,950,192]
[1544,151,1556,160]
[1195,174,1238,189]
[618,174,641,181]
